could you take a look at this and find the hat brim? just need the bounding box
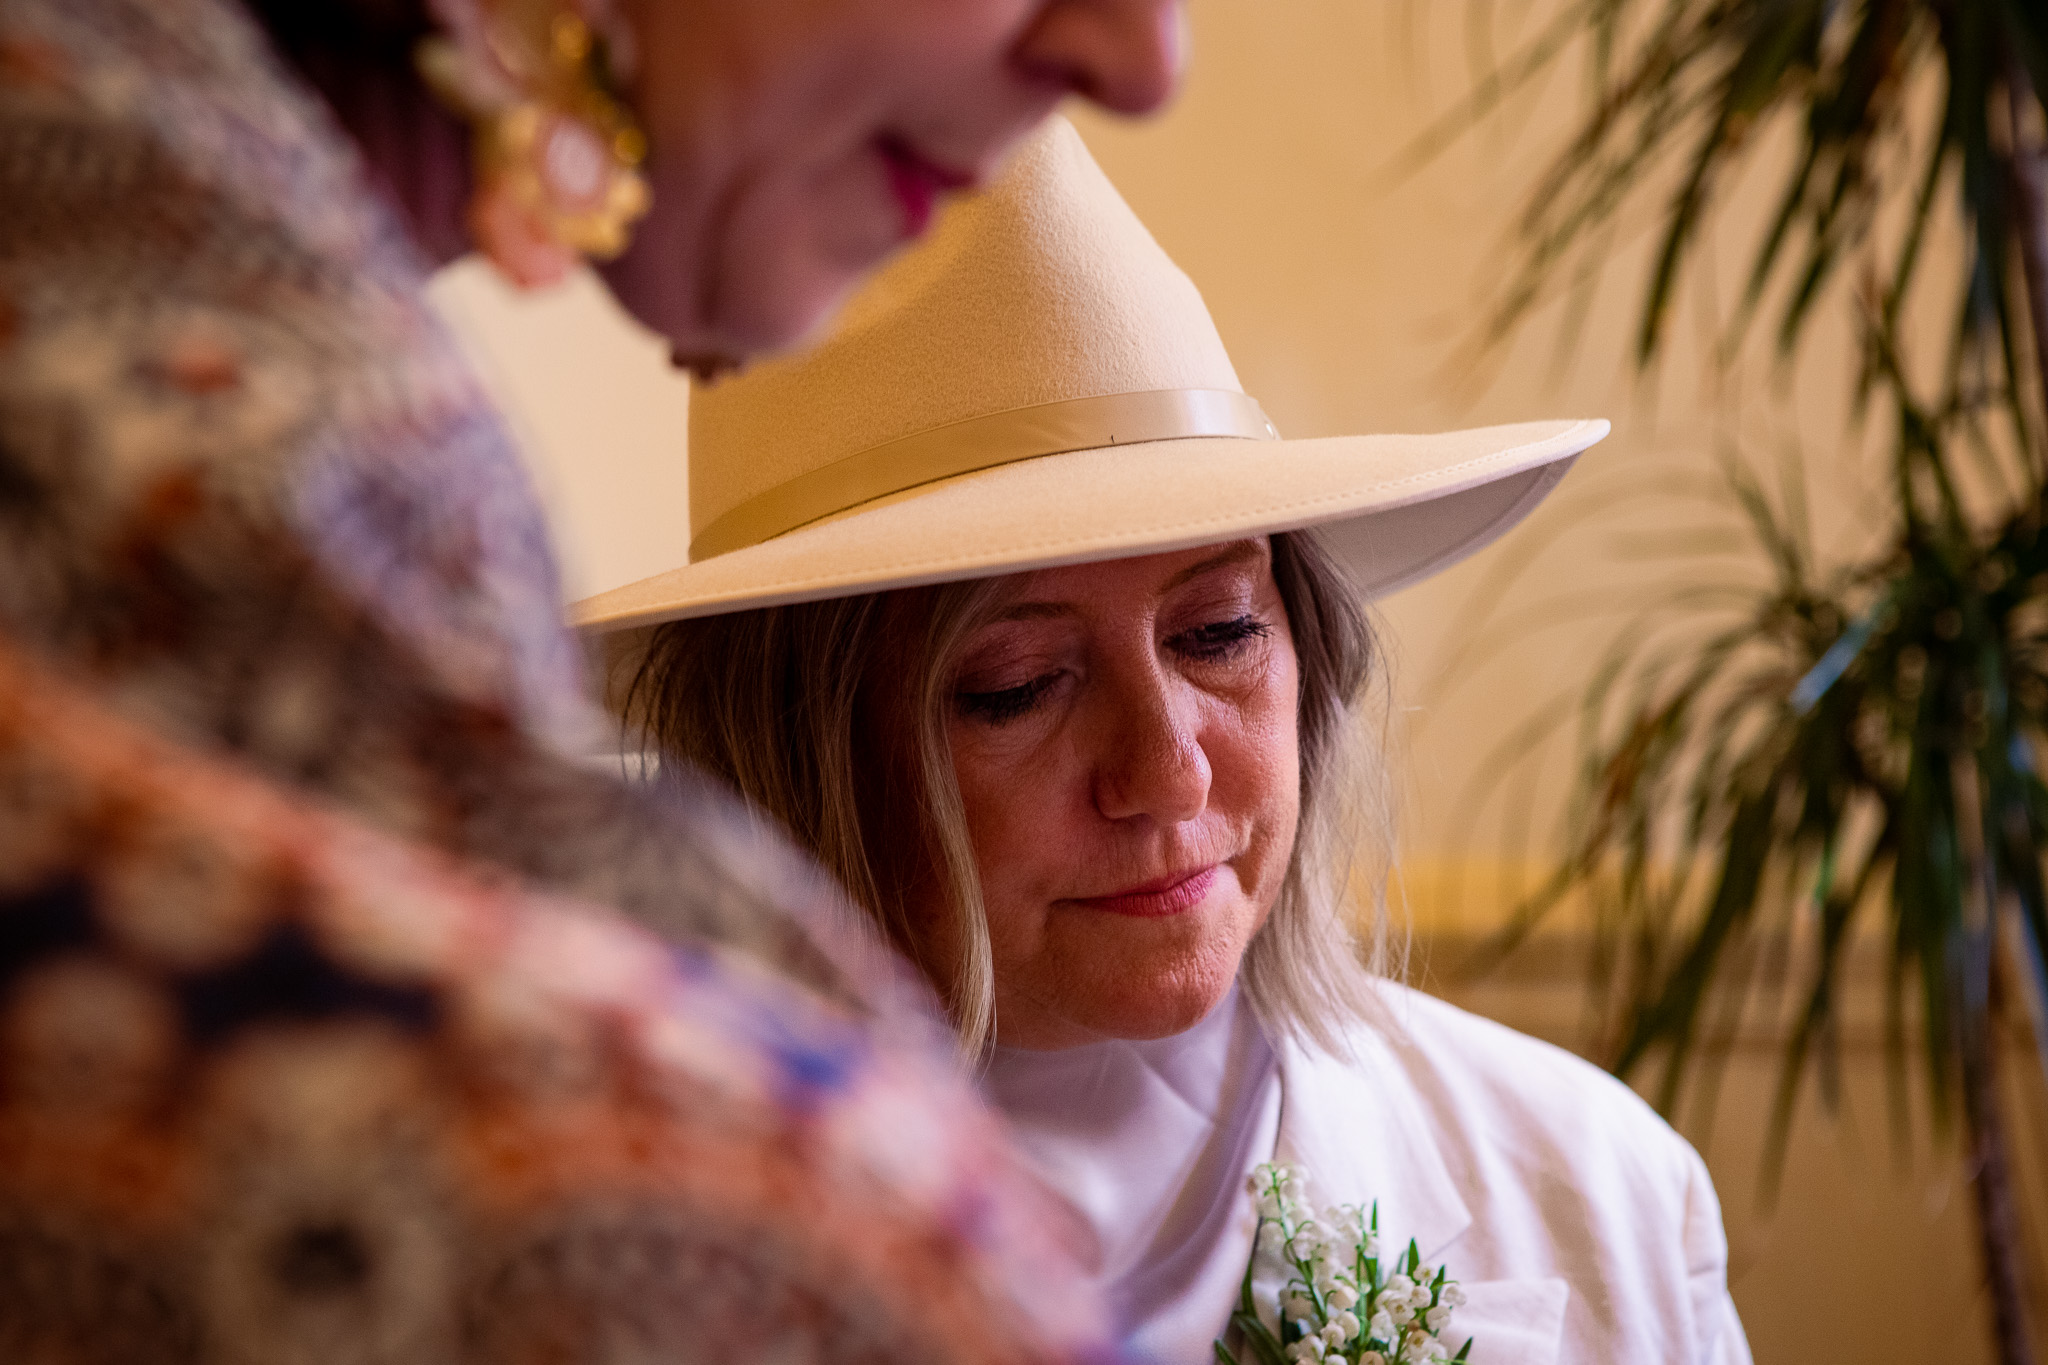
[571,418,1606,632]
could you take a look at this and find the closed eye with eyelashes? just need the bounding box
[954,613,1273,724]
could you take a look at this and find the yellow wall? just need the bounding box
[429,3,2045,1357]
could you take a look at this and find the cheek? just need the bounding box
[893,718,1069,994]
[1221,663,1303,913]
[630,0,1049,353]
[627,21,905,350]
[949,725,1076,907]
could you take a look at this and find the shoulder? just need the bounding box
[1350,979,1700,1187]
[1280,981,1714,1236]
[1280,983,1749,1363]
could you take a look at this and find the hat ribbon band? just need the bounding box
[690,387,1279,561]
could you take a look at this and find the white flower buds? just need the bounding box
[1225,1163,1472,1365]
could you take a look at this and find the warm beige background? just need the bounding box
[429,1,2045,1357]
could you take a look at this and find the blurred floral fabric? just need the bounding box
[0,0,1109,1359]
[0,0,855,976]
[0,638,1104,1364]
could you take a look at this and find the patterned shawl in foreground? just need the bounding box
[0,0,1109,1359]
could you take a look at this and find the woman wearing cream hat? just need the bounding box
[578,121,1751,1365]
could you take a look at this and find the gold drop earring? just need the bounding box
[418,0,651,289]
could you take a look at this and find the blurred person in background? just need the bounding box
[594,122,1749,1365]
[0,0,1180,1359]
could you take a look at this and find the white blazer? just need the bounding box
[1256,984,1753,1365]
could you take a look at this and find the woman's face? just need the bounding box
[923,540,1301,1050]
[604,0,1185,369]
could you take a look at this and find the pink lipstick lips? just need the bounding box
[1071,866,1220,919]
[877,134,973,239]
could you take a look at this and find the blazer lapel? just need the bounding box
[1263,1020,1569,1365]
[1272,1029,1472,1264]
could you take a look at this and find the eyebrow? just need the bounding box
[1162,539,1264,591]
[990,540,1267,622]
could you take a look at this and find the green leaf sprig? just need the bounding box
[1215,1163,1472,1365]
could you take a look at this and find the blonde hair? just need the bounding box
[625,531,1392,1056]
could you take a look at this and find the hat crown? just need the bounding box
[688,119,1244,549]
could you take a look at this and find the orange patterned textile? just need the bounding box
[0,639,1108,1363]
[0,0,847,971]
[0,0,1114,1358]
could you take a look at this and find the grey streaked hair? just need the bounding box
[624,530,1393,1057]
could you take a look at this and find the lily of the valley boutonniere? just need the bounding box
[1215,1162,1473,1365]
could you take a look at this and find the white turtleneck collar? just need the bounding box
[981,985,1282,1363]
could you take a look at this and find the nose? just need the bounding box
[1091,668,1212,825]
[1014,0,1186,117]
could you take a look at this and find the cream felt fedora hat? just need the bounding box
[571,118,1607,633]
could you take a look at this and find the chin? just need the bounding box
[1088,967,1237,1040]
[706,181,907,357]
[1041,905,1258,1041]
[600,180,899,364]
[719,272,862,357]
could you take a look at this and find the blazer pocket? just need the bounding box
[1443,1277,1569,1365]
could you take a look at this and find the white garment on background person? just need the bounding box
[982,985,1279,1361]
[986,978,1754,1365]
[1262,982,1752,1365]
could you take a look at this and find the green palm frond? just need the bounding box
[1431,6,2048,1355]
[1464,2,2044,417]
